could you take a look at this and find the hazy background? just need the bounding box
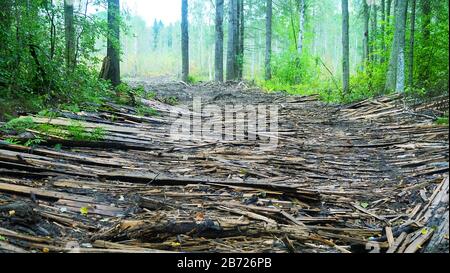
[122,0,181,26]
[112,0,362,82]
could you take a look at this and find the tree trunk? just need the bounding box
[386,0,392,25]
[395,0,408,93]
[237,0,244,79]
[408,0,416,88]
[297,0,306,55]
[362,1,370,66]
[64,0,76,70]
[389,0,408,93]
[386,1,398,91]
[342,0,349,94]
[106,0,121,87]
[265,0,272,81]
[215,0,224,82]
[370,3,378,63]
[181,0,189,82]
[381,0,386,62]
[226,0,238,81]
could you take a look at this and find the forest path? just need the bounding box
[0,80,448,253]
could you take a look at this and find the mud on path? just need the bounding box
[0,80,448,253]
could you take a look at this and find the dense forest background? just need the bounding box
[0,0,448,120]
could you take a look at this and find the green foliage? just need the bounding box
[36,123,65,138]
[66,122,105,142]
[67,122,88,141]
[187,75,200,84]
[114,83,151,105]
[37,109,58,118]
[271,50,320,86]
[54,144,62,151]
[0,0,113,120]
[413,2,449,96]
[90,127,106,142]
[36,122,105,142]
[24,136,43,147]
[4,138,21,145]
[136,106,159,117]
[2,117,36,134]
[145,91,157,100]
[2,118,106,145]
[435,115,449,126]
[345,63,389,103]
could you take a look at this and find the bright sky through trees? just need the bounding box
[123,0,181,26]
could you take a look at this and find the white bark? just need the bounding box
[297,0,305,55]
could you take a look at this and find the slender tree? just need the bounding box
[409,0,416,88]
[386,0,408,92]
[215,0,224,82]
[386,0,392,25]
[181,0,189,82]
[381,0,386,62]
[106,0,121,87]
[297,0,306,55]
[237,0,244,79]
[362,0,370,66]
[342,0,349,94]
[395,0,408,93]
[64,0,75,70]
[370,2,378,63]
[265,0,272,80]
[226,0,238,81]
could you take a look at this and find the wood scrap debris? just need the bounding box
[0,84,448,253]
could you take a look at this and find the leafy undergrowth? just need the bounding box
[1,117,106,147]
[0,82,178,147]
[260,64,390,104]
[435,114,449,125]
[261,77,448,106]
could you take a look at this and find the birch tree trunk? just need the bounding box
[370,3,378,63]
[342,0,349,94]
[181,0,189,82]
[106,0,121,87]
[265,0,272,81]
[297,0,306,55]
[215,0,224,82]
